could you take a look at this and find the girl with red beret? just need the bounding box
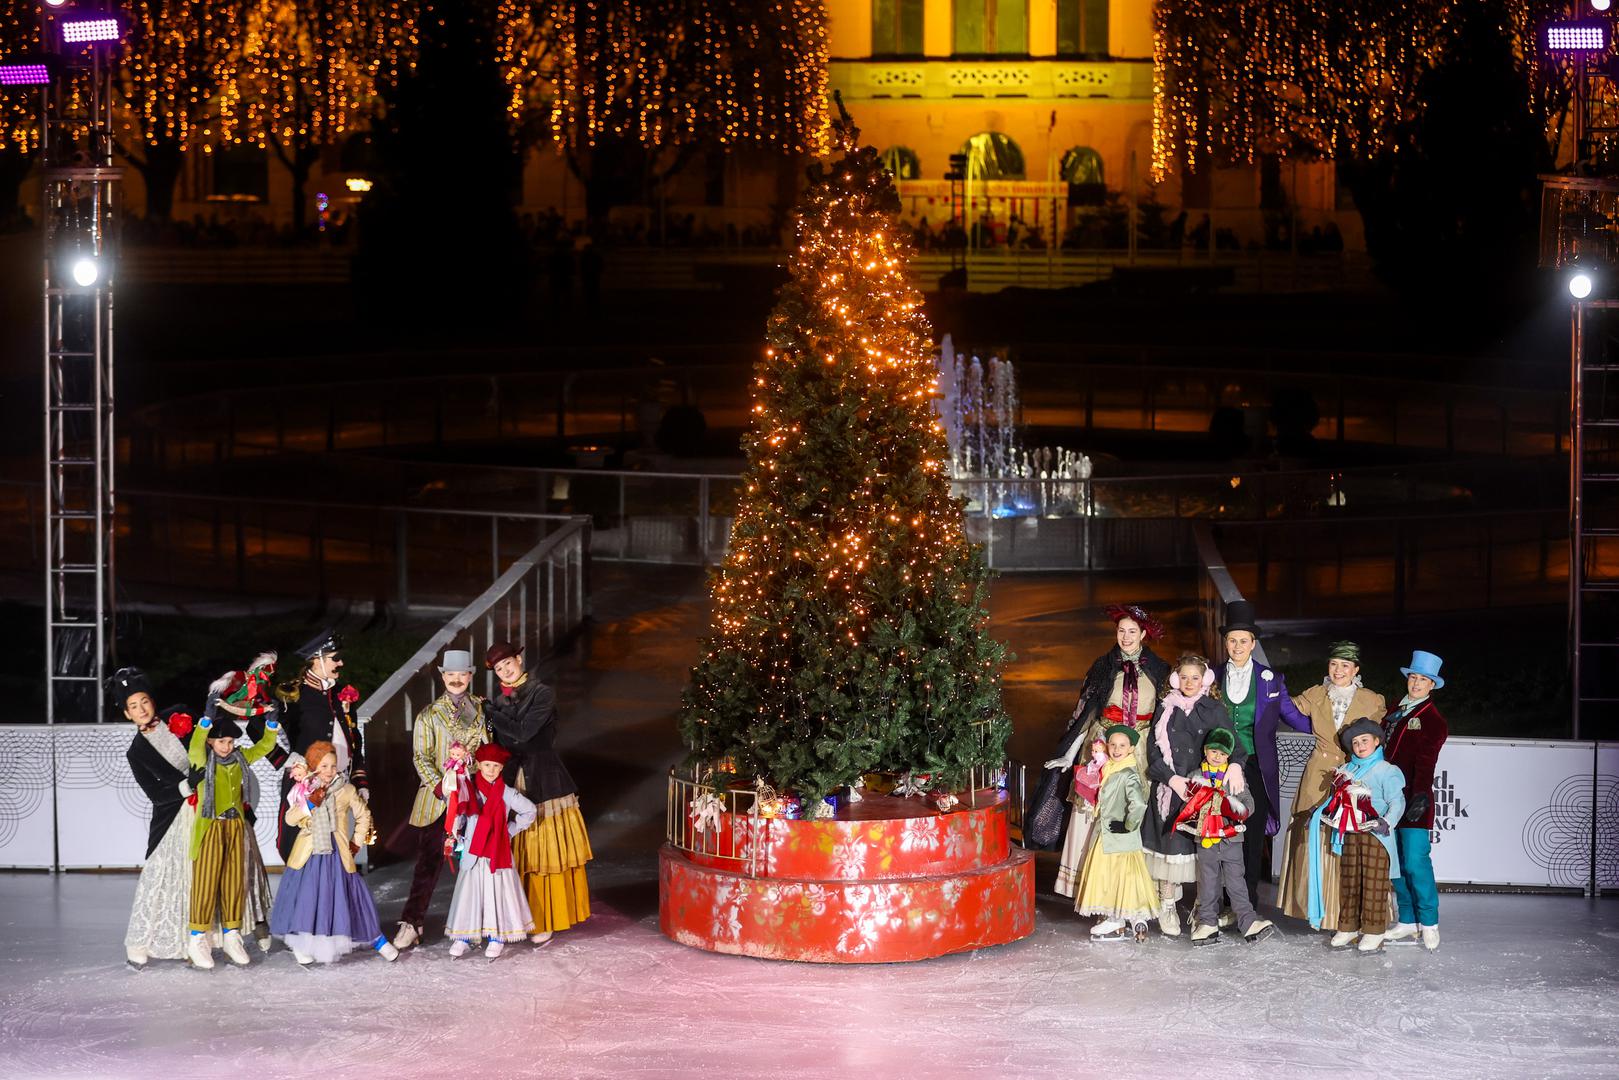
[443,742,539,959]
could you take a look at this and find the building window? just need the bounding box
[960,132,1025,180]
[1060,146,1103,185]
[880,146,922,180]
[1056,0,1109,56]
[210,143,268,202]
[1061,146,1105,205]
[954,0,1027,56]
[873,0,924,57]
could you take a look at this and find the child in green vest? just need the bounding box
[186,711,279,969]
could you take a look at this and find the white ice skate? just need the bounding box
[1216,908,1236,929]
[255,934,272,954]
[292,948,315,966]
[529,931,553,946]
[376,940,400,962]
[1357,933,1385,953]
[1158,901,1181,937]
[484,940,504,960]
[186,933,216,970]
[448,940,470,958]
[392,923,420,950]
[221,931,251,966]
[1089,918,1127,939]
[1329,931,1360,949]
[1190,923,1220,946]
[1385,921,1419,943]
[1132,921,1150,943]
[1421,925,1441,952]
[125,945,148,969]
[1243,919,1275,943]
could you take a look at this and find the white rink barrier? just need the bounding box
[2,724,1614,888]
[1272,732,1618,890]
[1,724,284,871]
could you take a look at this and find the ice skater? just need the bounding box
[484,641,592,943]
[270,741,399,965]
[118,667,198,968]
[1073,725,1158,942]
[1380,651,1448,952]
[185,707,280,969]
[1178,728,1273,945]
[444,743,539,959]
[1143,654,1245,937]
[1312,719,1405,953]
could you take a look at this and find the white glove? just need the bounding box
[1043,758,1069,771]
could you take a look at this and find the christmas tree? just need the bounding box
[679,104,1009,806]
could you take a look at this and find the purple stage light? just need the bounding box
[61,18,122,44]
[0,63,51,86]
[1544,21,1610,52]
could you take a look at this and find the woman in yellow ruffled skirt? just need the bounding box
[483,641,593,942]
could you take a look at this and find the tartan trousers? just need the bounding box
[1336,832,1392,936]
[189,817,247,933]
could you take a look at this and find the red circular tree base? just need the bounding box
[658,793,1035,963]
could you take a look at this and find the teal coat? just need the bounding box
[1096,759,1149,854]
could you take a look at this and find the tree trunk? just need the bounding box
[132,140,185,220]
[0,147,34,226]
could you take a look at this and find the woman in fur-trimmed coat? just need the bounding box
[1028,605,1171,899]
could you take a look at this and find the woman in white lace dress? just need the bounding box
[117,668,199,967]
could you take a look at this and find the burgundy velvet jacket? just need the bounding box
[1381,697,1448,830]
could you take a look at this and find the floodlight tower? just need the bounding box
[1539,9,1619,743]
[35,4,125,723]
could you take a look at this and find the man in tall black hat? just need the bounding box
[272,629,367,860]
[1210,600,1311,913]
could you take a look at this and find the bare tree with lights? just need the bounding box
[495,0,830,226]
[218,0,416,231]
[115,0,246,220]
[678,106,1010,807]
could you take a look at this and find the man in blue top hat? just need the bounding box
[1380,649,1448,952]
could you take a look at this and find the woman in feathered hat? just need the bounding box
[1277,641,1386,928]
[117,667,200,968]
[483,641,592,945]
[1027,604,1171,900]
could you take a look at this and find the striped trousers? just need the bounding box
[189,817,247,933]
[1336,832,1392,936]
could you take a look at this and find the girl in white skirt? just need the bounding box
[444,742,537,958]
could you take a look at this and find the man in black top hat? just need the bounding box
[1211,600,1312,912]
[272,629,367,860]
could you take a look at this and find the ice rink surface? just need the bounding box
[6,568,1615,1079]
[1,862,1616,1080]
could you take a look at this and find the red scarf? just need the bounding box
[469,774,512,871]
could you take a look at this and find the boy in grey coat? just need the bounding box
[1185,728,1274,944]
